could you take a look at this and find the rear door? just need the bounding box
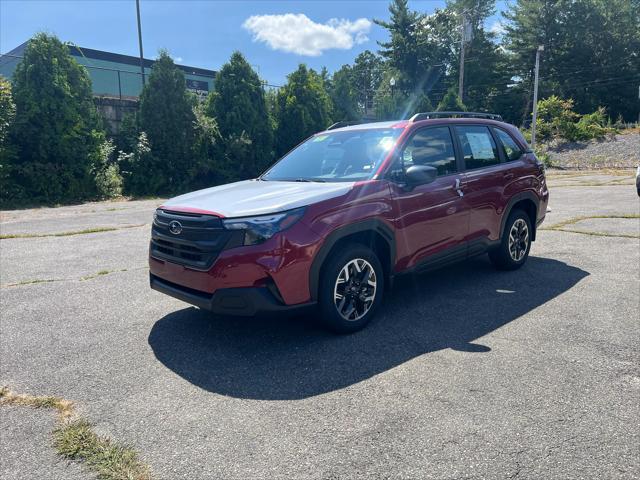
[388,125,470,271]
[452,125,511,247]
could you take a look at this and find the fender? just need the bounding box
[500,191,540,241]
[308,219,396,301]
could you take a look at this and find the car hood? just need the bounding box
[161,180,354,218]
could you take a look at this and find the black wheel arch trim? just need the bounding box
[309,219,396,301]
[501,191,540,242]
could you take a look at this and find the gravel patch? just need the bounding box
[545,132,639,169]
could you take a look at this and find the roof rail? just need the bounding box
[410,111,503,122]
[326,121,363,130]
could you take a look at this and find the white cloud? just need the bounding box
[489,20,505,36]
[243,13,371,56]
[175,56,183,63]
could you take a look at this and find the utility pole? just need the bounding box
[530,45,544,148]
[458,14,467,101]
[136,0,145,86]
[458,13,472,102]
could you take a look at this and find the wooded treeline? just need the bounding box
[1,0,638,206]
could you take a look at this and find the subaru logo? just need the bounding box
[168,220,182,235]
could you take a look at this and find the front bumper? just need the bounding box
[150,274,315,316]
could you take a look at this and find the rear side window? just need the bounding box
[401,127,457,176]
[495,128,524,161]
[455,126,500,170]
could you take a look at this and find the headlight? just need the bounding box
[222,207,306,246]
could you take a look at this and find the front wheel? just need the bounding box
[489,209,532,270]
[318,244,384,333]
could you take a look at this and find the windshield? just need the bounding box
[262,128,403,182]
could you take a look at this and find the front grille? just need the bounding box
[150,209,238,270]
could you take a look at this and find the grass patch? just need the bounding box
[1,386,151,480]
[54,419,151,480]
[541,214,640,239]
[0,387,74,420]
[4,278,60,287]
[81,268,129,281]
[548,183,634,188]
[81,270,112,281]
[0,224,145,240]
[544,214,639,230]
[544,228,639,239]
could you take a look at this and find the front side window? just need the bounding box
[262,128,403,182]
[495,128,524,161]
[399,127,457,176]
[455,126,500,170]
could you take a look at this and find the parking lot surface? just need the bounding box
[1,171,639,479]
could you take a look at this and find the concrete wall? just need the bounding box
[94,97,139,135]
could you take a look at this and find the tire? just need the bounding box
[489,209,532,271]
[317,243,385,333]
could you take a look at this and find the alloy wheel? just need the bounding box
[508,218,529,262]
[333,258,377,321]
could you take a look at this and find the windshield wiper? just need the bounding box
[292,178,326,183]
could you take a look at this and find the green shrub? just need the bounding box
[535,96,616,142]
[536,96,579,141]
[118,132,162,197]
[575,107,615,140]
[0,76,18,206]
[189,102,229,190]
[91,137,122,199]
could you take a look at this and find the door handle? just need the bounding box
[454,178,464,197]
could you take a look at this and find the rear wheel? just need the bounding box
[489,209,532,270]
[318,244,384,333]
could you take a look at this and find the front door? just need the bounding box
[387,125,470,272]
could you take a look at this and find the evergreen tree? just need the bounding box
[376,1,453,108]
[275,65,332,155]
[374,0,425,93]
[205,51,273,178]
[136,50,196,194]
[9,33,104,203]
[330,65,361,121]
[444,1,512,116]
[352,50,385,115]
[437,87,467,111]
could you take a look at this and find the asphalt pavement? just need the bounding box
[1,171,639,479]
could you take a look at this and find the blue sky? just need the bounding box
[1,0,506,86]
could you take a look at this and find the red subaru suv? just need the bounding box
[150,112,548,332]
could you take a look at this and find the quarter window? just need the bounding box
[455,126,500,170]
[495,128,524,161]
[400,127,457,176]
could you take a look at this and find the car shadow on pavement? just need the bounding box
[148,255,588,400]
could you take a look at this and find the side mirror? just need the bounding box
[405,165,437,187]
